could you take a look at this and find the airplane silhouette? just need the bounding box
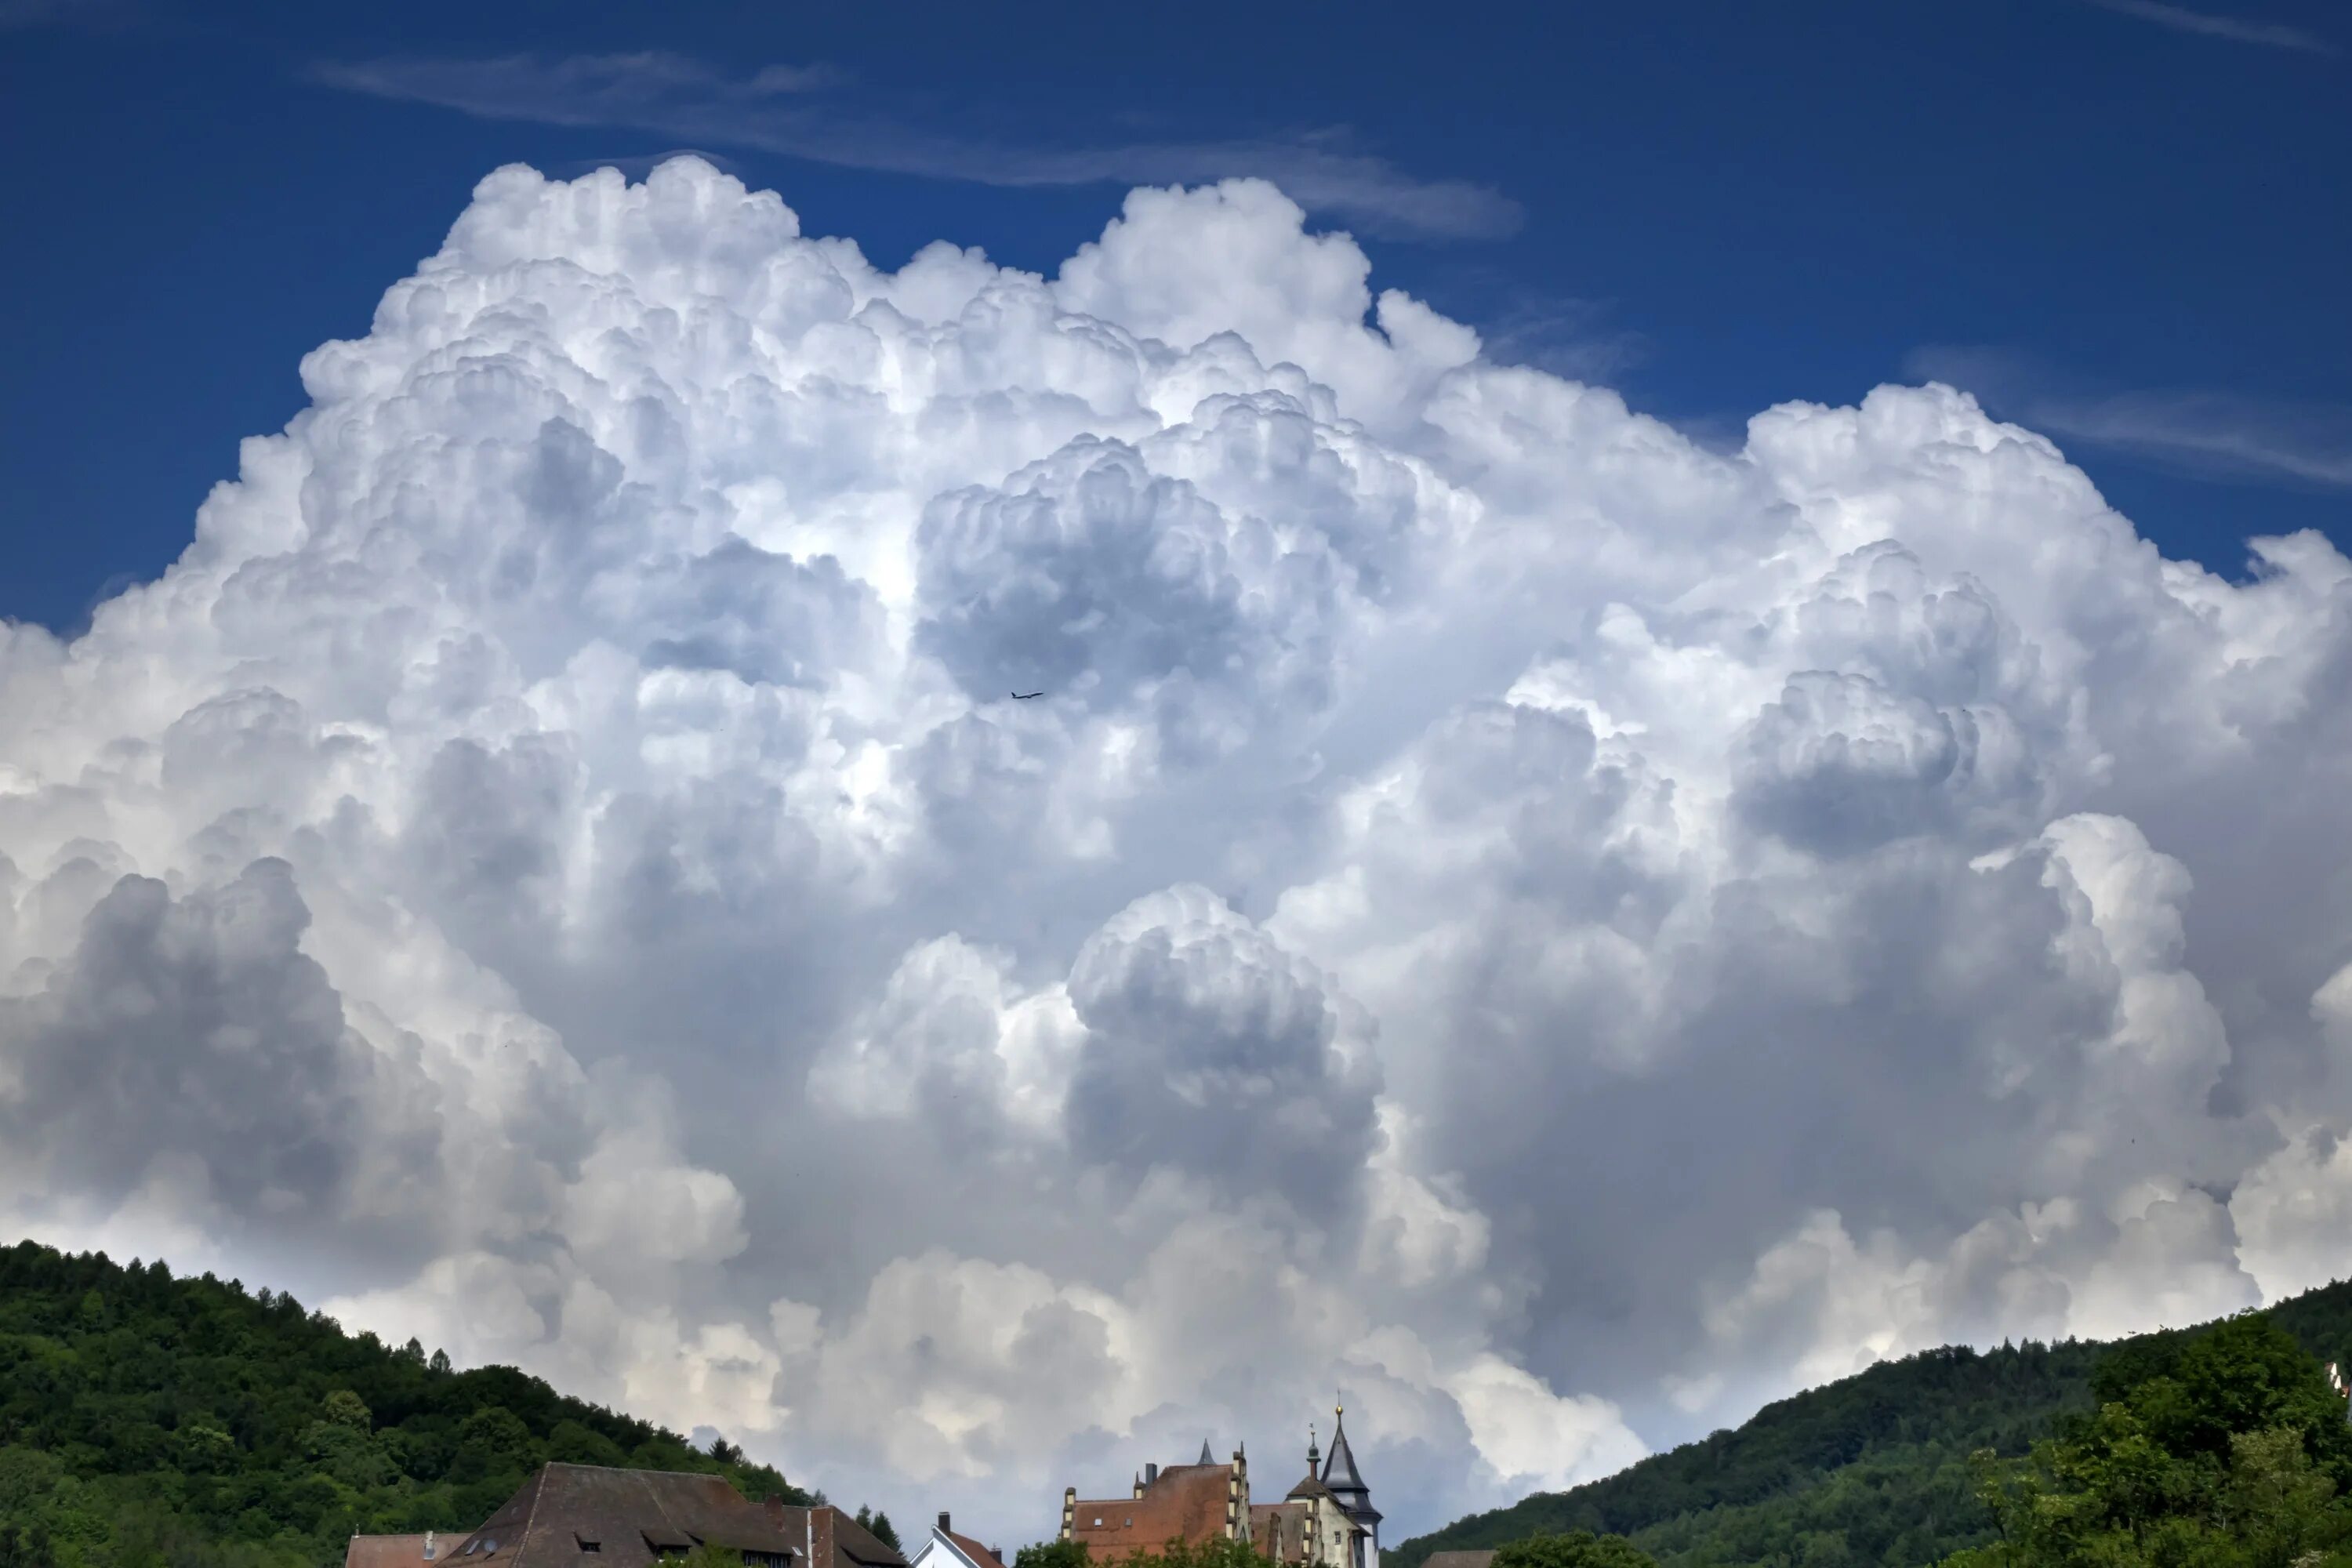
[1011,690,1044,699]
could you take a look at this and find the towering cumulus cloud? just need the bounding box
[4,158,2350,1537]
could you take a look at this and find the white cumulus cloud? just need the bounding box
[5,155,2352,1546]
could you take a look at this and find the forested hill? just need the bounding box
[16,1233,2352,1568]
[1389,1274,2352,1568]
[0,1240,816,1567]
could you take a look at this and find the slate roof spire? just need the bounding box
[1320,1400,1380,1526]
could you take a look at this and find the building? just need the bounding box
[909,1512,1008,1568]
[768,1502,915,1568]
[346,1463,907,1568]
[346,1535,448,1568]
[1317,1409,1381,1568]
[1249,1410,1381,1568]
[1057,1406,1381,1568]
[1060,1441,1250,1559]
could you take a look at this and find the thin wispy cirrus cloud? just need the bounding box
[307,50,1524,242]
[1460,283,1651,385]
[1910,345,2352,490]
[2079,0,2339,56]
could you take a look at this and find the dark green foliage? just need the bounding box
[1393,1276,2352,1568]
[0,1240,814,1568]
[0,1524,60,1568]
[1491,1532,1657,1568]
[1012,1537,1275,1568]
[850,1508,902,1552]
[657,1550,747,1568]
[1393,1338,2105,1568]
[1117,1541,1279,1568]
[1012,1540,1094,1568]
[1950,1312,2352,1568]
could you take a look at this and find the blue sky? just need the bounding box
[2,0,2344,634]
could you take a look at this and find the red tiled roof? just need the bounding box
[945,1531,1005,1568]
[1067,1465,1233,1559]
[347,1536,444,1568]
[764,1504,909,1568]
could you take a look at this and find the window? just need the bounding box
[576,1539,601,1555]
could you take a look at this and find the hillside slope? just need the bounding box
[0,1240,818,1568]
[1391,1277,2352,1568]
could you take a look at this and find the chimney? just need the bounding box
[938,1515,952,1534]
[426,1534,437,1563]
[1144,1463,1160,1486]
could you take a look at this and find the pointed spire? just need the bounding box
[1307,1421,1319,1471]
[1200,1438,1214,1466]
[1320,1399,1380,1526]
[1323,1400,1367,1494]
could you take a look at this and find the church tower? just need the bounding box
[1319,1403,1381,1568]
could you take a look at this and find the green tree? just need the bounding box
[658,1548,746,1568]
[1490,1532,1657,1568]
[0,1238,810,1566]
[1123,1539,1279,1568]
[324,1389,374,1429]
[547,1419,630,1467]
[176,1420,238,1474]
[1950,1312,2352,1568]
[305,1417,393,1490]
[0,1523,60,1568]
[872,1513,903,1552]
[1012,1541,1094,1568]
[450,1406,535,1483]
[2221,1426,2339,1568]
